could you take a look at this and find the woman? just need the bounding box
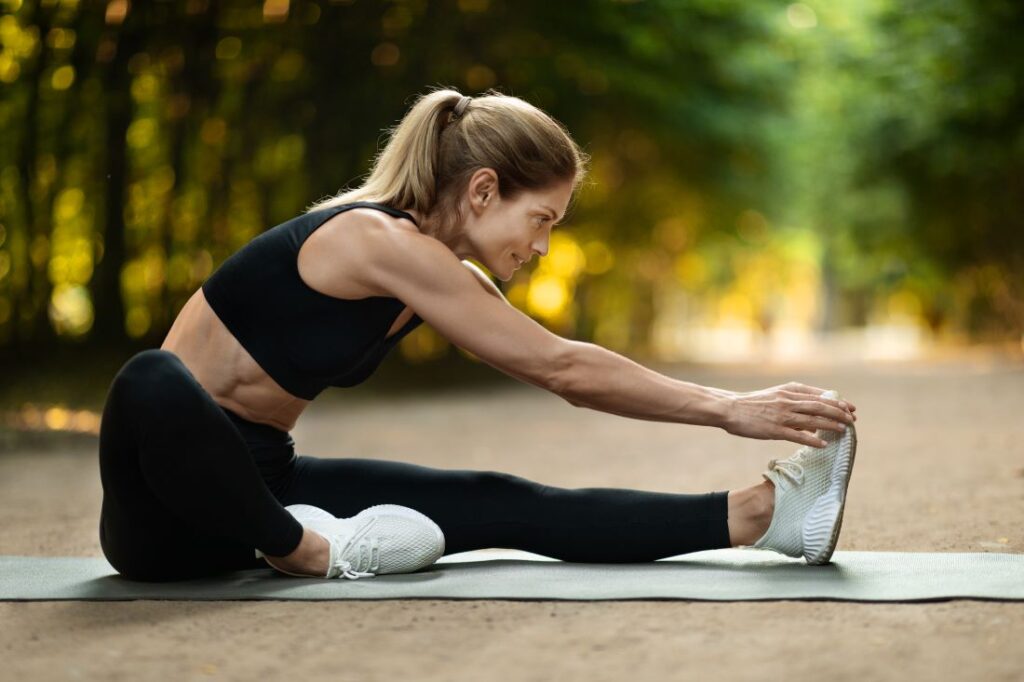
[97,88,857,583]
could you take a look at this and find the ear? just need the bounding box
[467,168,499,214]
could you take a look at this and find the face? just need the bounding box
[460,169,575,282]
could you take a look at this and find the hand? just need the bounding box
[719,382,857,447]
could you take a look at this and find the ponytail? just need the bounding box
[307,86,589,242]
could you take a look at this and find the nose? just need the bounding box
[531,234,549,258]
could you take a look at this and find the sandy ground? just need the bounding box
[1,358,1023,681]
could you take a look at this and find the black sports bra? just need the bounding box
[201,201,424,400]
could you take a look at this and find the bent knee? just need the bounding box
[115,349,180,386]
[109,349,192,407]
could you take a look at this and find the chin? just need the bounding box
[489,261,513,282]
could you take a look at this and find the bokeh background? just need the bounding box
[2,6,1023,677]
[1,0,1023,435]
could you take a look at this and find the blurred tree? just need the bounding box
[862,0,1024,336]
[0,0,1020,367]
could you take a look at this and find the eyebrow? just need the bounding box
[540,204,565,224]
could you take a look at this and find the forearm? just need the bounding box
[556,341,733,427]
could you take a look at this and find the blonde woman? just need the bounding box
[97,89,857,582]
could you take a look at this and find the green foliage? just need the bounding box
[0,0,1020,360]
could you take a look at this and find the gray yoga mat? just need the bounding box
[1,548,1022,602]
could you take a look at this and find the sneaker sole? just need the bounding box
[801,424,858,565]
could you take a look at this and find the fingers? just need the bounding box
[785,412,848,434]
[834,396,857,413]
[792,399,855,425]
[779,427,827,448]
[783,384,857,415]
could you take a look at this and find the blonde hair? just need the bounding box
[306,87,590,243]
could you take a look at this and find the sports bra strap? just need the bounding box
[326,201,419,227]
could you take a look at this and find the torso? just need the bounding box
[160,208,418,433]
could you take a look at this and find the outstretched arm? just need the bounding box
[558,341,856,447]
[554,340,729,424]
[357,216,854,448]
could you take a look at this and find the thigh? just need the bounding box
[282,455,443,515]
[98,349,265,581]
[99,495,264,582]
[282,455,540,513]
[281,455,551,553]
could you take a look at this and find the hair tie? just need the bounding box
[452,95,471,120]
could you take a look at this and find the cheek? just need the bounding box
[495,225,521,252]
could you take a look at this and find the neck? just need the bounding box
[403,209,475,260]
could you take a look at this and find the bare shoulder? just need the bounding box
[360,215,576,393]
[302,206,498,301]
[304,206,573,394]
[298,206,421,299]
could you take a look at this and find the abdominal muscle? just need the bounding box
[159,209,419,433]
[160,288,311,433]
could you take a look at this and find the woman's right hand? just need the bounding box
[719,382,857,447]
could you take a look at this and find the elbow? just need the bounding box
[545,340,587,407]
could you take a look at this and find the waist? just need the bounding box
[219,404,295,450]
[219,404,297,496]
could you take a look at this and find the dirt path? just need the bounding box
[1,359,1022,681]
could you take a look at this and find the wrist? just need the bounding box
[709,393,736,430]
[685,385,735,428]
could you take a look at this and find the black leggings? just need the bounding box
[97,349,731,582]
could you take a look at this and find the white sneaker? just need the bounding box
[751,390,857,565]
[257,503,445,579]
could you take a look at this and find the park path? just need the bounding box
[1,359,1022,681]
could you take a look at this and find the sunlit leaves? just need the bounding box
[0,0,1020,357]
[48,283,92,336]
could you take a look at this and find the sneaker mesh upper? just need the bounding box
[285,503,444,579]
[752,430,845,557]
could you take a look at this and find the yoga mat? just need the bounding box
[1,549,1022,602]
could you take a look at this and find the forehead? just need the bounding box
[524,180,574,216]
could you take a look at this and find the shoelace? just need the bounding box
[766,446,810,491]
[330,535,381,580]
[332,560,376,580]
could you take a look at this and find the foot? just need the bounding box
[727,481,776,547]
[750,390,858,564]
[261,526,331,577]
[260,504,445,579]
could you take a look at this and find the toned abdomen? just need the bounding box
[160,288,309,432]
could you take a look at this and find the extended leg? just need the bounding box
[282,455,731,563]
[98,349,303,581]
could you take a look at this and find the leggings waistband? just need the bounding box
[218,405,295,451]
[218,405,297,495]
